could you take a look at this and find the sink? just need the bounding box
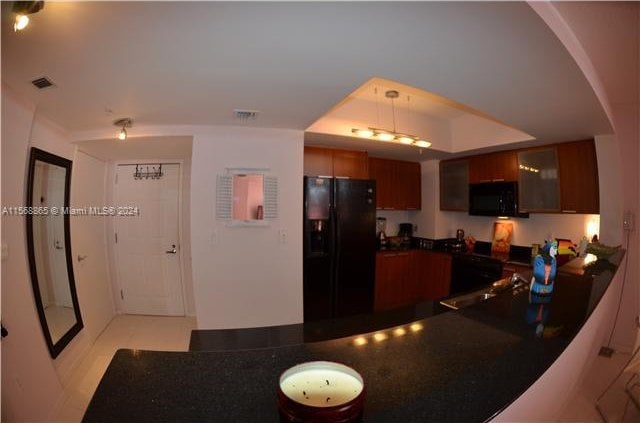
[440,291,497,310]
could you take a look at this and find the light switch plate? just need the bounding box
[278,229,287,244]
[1,244,8,261]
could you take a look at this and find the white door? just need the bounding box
[71,151,115,339]
[114,163,184,316]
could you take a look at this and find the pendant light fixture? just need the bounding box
[12,1,44,32]
[113,118,132,141]
[351,89,432,149]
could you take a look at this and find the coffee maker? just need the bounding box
[398,223,413,246]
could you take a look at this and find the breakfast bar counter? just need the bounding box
[82,252,624,423]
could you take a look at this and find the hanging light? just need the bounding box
[113,118,133,141]
[351,89,432,149]
[12,1,44,32]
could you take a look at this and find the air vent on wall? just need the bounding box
[31,77,55,90]
[233,109,260,120]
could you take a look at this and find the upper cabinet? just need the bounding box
[518,147,561,212]
[303,147,333,177]
[557,140,599,214]
[332,149,369,179]
[439,159,469,211]
[369,158,421,210]
[439,139,599,214]
[304,147,369,179]
[469,151,518,183]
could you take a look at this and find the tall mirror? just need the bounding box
[26,147,83,358]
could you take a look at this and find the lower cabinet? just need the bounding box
[414,250,452,300]
[375,250,452,312]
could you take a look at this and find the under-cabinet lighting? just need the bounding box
[583,253,598,266]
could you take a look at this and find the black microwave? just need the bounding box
[469,181,529,218]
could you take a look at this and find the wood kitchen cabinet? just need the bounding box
[369,158,421,210]
[374,251,414,312]
[414,250,452,300]
[469,151,518,184]
[332,149,369,179]
[518,147,561,212]
[439,159,469,211]
[557,139,599,214]
[375,250,452,312]
[304,147,333,177]
[303,147,369,179]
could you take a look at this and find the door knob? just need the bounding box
[166,244,177,254]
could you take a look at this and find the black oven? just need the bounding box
[450,254,503,295]
[469,181,528,218]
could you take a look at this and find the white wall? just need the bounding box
[1,86,115,421]
[190,126,304,329]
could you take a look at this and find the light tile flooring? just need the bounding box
[52,314,196,422]
[45,305,77,344]
[559,348,640,423]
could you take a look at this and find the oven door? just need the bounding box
[450,254,503,295]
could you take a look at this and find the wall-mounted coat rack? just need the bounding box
[134,164,163,180]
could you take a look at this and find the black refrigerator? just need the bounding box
[303,177,377,322]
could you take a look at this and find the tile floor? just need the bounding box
[559,348,640,423]
[52,314,196,422]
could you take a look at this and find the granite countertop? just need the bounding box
[82,252,624,423]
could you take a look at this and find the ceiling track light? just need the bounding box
[113,118,133,141]
[351,89,432,149]
[12,1,44,32]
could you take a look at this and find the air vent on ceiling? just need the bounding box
[233,109,260,120]
[31,77,55,90]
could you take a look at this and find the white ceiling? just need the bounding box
[1,2,611,161]
[76,136,193,161]
[306,77,535,159]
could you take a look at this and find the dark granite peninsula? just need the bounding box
[83,252,624,423]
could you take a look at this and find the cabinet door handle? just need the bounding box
[335,176,351,179]
[562,210,577,214]
[492,178,505,182]
[479,179,491,183]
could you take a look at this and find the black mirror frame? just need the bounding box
[26,147,84,359]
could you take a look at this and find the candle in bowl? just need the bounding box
[278,361,365,423]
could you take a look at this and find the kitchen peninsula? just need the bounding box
[83,252,624,423]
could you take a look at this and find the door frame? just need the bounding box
[111,159,187,316]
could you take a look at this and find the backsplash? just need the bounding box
[376,210,414,237]
[432,211,600,246]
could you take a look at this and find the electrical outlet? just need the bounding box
[278,229,287,244]
[623,211,634,231]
